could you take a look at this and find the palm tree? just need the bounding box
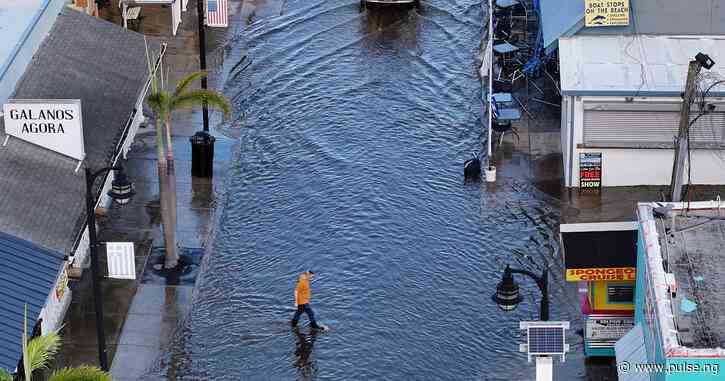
[16,304,113,381]
[146,45,231,268]
[21,304,60,380]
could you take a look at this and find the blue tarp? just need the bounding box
[0,232,64,372]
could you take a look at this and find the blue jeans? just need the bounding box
[292,304,317,326]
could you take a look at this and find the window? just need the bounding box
[607,285,634,303]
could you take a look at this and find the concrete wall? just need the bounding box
[563,95,725,187]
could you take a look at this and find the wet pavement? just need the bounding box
[53,2,236,379]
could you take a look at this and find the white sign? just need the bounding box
[106,242,136,280]
[586,316,634,342]
[3,99,85,160]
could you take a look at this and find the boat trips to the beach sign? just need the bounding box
[584,0,630,27]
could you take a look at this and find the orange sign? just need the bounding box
[566,267,636,281]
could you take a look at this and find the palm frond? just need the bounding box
[148,91,172,122]
[26,331,61,374]
[170,89,231,116]
[0,368,13,381]
[174,71,209,97]
[22,305,30,380]
[48,366,113,381]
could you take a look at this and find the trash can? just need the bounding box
[190,131,215,178]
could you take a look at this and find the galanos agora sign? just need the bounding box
[3,100,85,160]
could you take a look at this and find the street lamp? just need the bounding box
[85,166,135,371]
[492,265,549,321]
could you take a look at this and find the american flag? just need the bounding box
[206,0,228,28]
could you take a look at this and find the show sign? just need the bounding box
[579,152,602,188]
[584,0,630,27]
[3,100,85,160]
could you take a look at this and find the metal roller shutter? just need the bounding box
[583,109,725,146]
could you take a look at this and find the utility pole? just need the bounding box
[669,60,700,202]
[196,0,209,132]
[670,53,716,202]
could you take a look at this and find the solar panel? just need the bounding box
[528,326,565,355]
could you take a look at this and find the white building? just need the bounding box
[536,0,725,187]
[559,35,725,187]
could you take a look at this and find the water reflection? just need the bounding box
[292,327,319,379]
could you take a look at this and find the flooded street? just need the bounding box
[147,0,602,379]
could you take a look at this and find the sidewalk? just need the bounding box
[53,2,240,379]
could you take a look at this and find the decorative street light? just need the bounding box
[492,265,550,321]
[85,166,135,371]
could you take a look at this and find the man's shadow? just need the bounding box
[293,327,319,379]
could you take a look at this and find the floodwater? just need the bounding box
[148,0,606,379]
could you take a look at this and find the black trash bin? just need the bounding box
[190,131,215,178]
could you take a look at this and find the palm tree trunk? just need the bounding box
[163,120,179,269]
[157,120,178,268]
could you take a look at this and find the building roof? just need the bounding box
[538,0,725,50]
[0,7,153,254]
[0,0,46,76]
[0,231,65,371]
[0,0,66,103]
[638,201,725,358]
[559,35,725,96]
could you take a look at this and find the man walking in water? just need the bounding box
[291,270,321,329]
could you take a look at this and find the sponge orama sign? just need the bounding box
[3,99,85,160]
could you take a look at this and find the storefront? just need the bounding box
[0,5,161,372]
[558,35,725,187]
[535,0,725,187]
[560,221,637,357]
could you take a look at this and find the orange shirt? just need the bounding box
[295,273,311,305]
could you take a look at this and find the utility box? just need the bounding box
[190,131,215,178]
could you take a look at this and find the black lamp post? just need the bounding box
[196,0,209,132]
[492,265,549,321]
[84,166,135,371]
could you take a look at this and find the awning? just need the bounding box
[560,222,638,281]
[615,324,649,381]
[538,0,584,50]
[0,232,65,371]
